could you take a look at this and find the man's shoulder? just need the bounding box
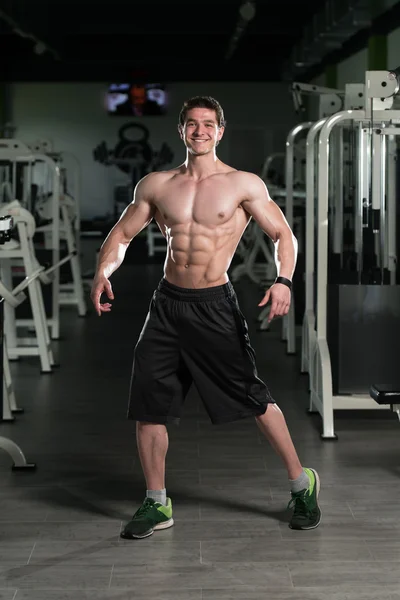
[226,169,263,186]
[138,168,179,188]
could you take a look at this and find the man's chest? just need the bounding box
[153,179,243,226]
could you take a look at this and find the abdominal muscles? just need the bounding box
[164,211,249,286]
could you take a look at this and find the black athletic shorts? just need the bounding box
[127,278,274,425]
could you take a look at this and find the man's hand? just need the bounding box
[258,283,291,322]
[91,275,114,317]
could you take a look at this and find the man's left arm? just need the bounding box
[240,173,298,321]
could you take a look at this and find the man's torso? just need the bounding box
[149,166,251,288]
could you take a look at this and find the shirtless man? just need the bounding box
[91,96,321,539]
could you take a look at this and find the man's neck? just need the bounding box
[184,153,220,180]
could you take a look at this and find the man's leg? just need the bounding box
[255,405,321,530]
[120,421,173,539]
[136,421,169,502]
[255,404,302,480]
[122,281,190,540]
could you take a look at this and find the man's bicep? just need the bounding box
[119,199,155,241]
[241,177,290,241]
[116,179,156,242]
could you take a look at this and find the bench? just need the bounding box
[370,384,400,421]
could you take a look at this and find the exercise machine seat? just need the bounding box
[370,384,400,405]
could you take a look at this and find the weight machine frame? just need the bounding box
[283,83,345,355]
[0,214,35,469]
[0,139,62,339]
[56,150,86,316]
[301,118,327,377]
[1,210,55,372]
[310,70,400,439]
[281,121,313,355]
[0,262,47,420]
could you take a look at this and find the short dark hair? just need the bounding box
[179,96,226,128]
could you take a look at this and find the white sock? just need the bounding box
[146,488,167,505]
[289,469,310,494]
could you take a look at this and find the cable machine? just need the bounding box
[310,69,400,439]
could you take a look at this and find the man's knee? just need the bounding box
[136,421,167,432]
[255,403,281,420]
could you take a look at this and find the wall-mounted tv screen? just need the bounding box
[106,83,167,116]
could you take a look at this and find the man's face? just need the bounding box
[131,85,146,105]
[180,108,224,155]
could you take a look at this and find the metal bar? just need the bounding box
[285,122,313,229]
[332,127,344,257]
[305,119,326,313]
[283,122,313,355]
[371,131,382,269]
[380,133,387,274]
[379,128,400,135]
[387,135,397,283]
[357,124,371,279]
[317,110,365,340]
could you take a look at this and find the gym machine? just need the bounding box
[280,122,312,353]
[309,69,400,439]
[0,201,57,372]
[281,82,344,354]
[0,213,35,470]
[0,249,51,419]
[370,384,400,421]
[0,140,59,340]
[301,83,365,377]
[0,139,83,342]
[29,140,86,316]
[34,167,87,318]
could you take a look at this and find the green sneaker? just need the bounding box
[120,497,174,539]
[288,468,321,530]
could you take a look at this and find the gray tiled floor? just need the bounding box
[1,264,400,599]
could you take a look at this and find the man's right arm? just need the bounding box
[91,174,157,315]
[97,175,156,278]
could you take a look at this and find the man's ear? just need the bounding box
[178,124,184,139]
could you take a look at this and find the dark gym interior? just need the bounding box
[1,1,400,598]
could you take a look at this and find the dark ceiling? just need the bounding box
[0,0,323,82]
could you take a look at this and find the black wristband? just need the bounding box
[275,276,292,290]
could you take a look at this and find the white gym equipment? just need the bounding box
[0,139,61,339]
[29,141,87,319]
[0,214,35,470]
[309,70,400,439]
[0,139,85,343]
[282,83,345,356]
[0,258,49,420]
[301,83,366,378]
[300,118,326,378]
[280,121,313,354]
[0,201,56,372]
[35,184,86,317]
